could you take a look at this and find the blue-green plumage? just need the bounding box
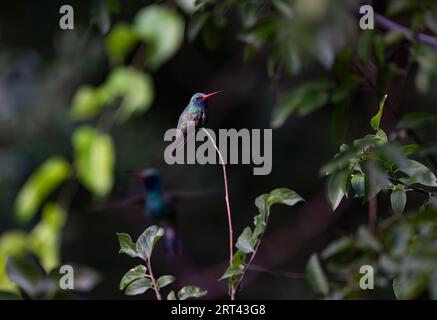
[139,168,180,255]
[171,91,220,156]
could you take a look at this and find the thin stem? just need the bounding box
[230,210,272,300]
[368,165,378,230]
[249,265,348,282]
[201,128,234,267]
[389,176,434,199]
[375,13,437,48]
[146,258,162,300]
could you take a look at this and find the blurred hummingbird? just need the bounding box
[171,91,221,155]
[135,168,181,255]
[95,168,219,255]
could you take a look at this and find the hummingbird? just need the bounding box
[135,168,181,255]
[171,91,221,155]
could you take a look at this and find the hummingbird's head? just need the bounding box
[190,91,221,107]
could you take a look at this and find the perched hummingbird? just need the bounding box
[171,91,221,155]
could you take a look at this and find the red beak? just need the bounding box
[203,91,222,100]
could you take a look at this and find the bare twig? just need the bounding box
[249,264,348,282]
[146,258,162,300]
[202,128,234,269]
[375,13,437,48]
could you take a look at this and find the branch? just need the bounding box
[202,128,234,269]
[389,176,434,199]
[248,264,348,283]
[230,213,270,299]
[375,13,437,48]
[146,258,162,300]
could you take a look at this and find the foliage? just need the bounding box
[309,103,437,299]
[220,188,304,298]
[117,226,207,300]
[5,255,99,300]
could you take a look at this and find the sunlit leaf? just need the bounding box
[73,126,115,197]
[70,86,105,120]
[133,5,184,68]
[28,203,66,272]
[15,157,71,223]
[106,23,139,63]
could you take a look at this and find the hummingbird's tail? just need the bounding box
[163,225,182,256]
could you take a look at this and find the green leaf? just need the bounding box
[370,94,387,130]
[188,12,209,41]
[306,254,329,296]
[255,188,304,219]
[157,275,176,289]
[327,169,349,211]
[116,233,138,257]
[136,225,165,260]
[133,5,184,68]
[253,213,266,238]
[178,285,207,300]
[321,237,354,259]
[219,250,246,282]
[399,160,437,187]
[119,265,147,290]
[105,23,139,63]
[401,144,420,156]
[124,277,153,296]
[15,157,71,223]
[28,203,66,272]
[393,278,401,299]
[73,126,115,197]
[356,226,382,252]
[6,256,46,298]
[351,174,365,198]
[70,86,105,120]
[241,2,259,28]
[267,188,305,207]
[270,79,334,128]
[236,227,255,254]
[391,185,406,215]
[272,0,294,19]
[167,290,177,300]
[102,67,154,122]
[397,112,435,130]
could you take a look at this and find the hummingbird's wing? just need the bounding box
[165,189,220,204]
[92,194,145,211]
